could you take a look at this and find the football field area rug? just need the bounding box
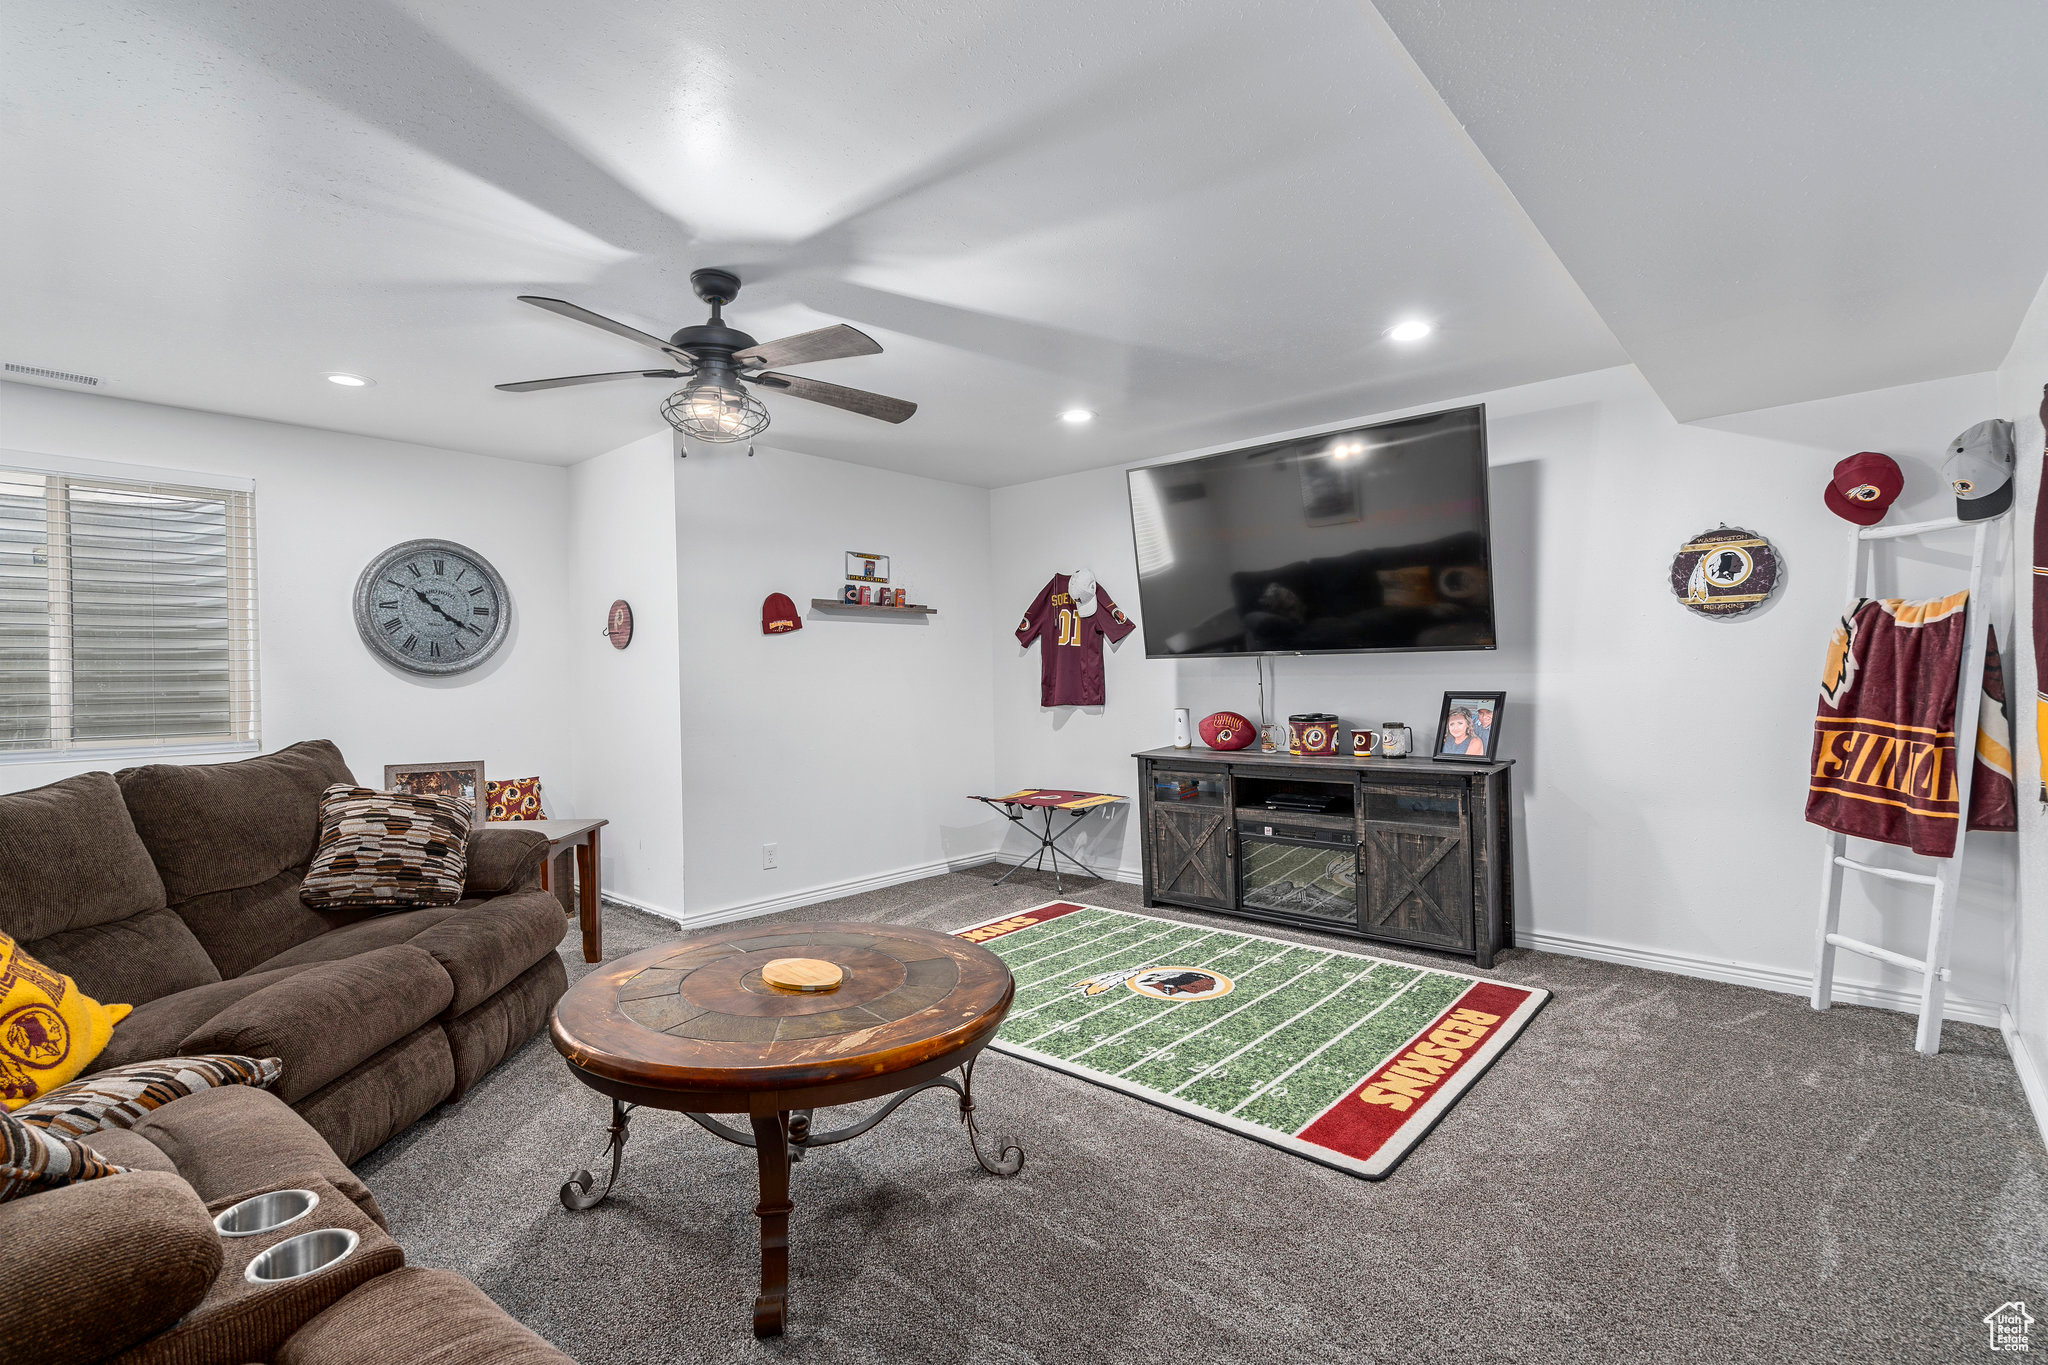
[954,902,1548,1178]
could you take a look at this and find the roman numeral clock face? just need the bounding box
[351,539,510,675]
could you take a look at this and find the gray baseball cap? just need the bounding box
[1942,419,2014,521]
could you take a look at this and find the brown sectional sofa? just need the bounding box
[2,738,570,1161]
[0,740,578,1362]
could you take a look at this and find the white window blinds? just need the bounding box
[0,465,258,757]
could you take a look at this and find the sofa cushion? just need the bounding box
[173,865,339,982]
[296,1023,455,1165]
[15,1054,281,1139]
[0,930,133,1108]
[86,963,313,1075]
[1,1107,129,1201]
[128,1084,387,1229]
[410,891,568,1017]
[180,944,454,1103]
[277,1266,574,1365]
[247,903,475,973]
[301,784,473,910]
[0,1169,219,1362]
[0,771,167,942]
[23,904,222,1009]
[118,739,355,903]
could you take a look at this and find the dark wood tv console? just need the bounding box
[1135,747,1514,968]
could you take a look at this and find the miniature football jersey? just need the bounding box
[1016,572,1135,707]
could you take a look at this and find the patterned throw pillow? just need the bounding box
[1,1108,128,1203]
[1,931,132,1110]
[13,1055,282,1140]
[486,776,546,821]
[300,784,474,910]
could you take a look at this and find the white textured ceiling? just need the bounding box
[0,0,1623,484]
[1371,0,2048,421]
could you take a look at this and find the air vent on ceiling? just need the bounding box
[6,363,100,386]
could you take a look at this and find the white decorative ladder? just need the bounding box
[1810,513,1995,1056]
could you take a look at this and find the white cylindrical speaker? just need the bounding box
[1173,707,1191,748]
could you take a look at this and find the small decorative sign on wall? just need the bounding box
[604,600,634,649]
[845,551,890,583]
[1670,526,1780,618]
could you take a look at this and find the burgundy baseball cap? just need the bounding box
[1824,452,1902,526]
[761,592,802,634]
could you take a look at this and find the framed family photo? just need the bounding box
[1433,692,1504,762]
[384,760,486,814]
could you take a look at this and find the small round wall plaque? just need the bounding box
[1670,526,1779,617]
[604,600,633,649]
[761,958,843,993]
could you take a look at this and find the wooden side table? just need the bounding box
[490,817,607,962]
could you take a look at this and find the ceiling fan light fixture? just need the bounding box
[661,377,770,443]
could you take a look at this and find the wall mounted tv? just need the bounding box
[1125,404,1495,657]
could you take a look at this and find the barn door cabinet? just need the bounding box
[1135,747,1514,968]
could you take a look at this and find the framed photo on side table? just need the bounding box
[1433,692,1504,762]
[384,760,486,815]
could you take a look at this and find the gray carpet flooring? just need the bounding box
[355,868,2048,1363]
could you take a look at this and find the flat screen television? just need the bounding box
[1125,404,1494,656]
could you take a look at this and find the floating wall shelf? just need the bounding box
[809,598,937,616]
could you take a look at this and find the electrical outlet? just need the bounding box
[762,843,778,870]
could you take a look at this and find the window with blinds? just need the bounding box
[0,465,258,758]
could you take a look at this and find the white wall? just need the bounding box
[1997,272,2048,1141]
[565,432,687,915]
[0,382,574,799]
[672,441,1001,920]
[990,364,2017,1021]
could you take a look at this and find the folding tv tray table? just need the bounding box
[967,789,1125,893]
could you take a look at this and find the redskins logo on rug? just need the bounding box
[1075,965,1234,1001]
[1669,526,1780,618]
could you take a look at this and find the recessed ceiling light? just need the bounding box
[1385,320,1432,343]
[1060,408,1095,424]
[325,373,373,387]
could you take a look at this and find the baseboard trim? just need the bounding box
[2002,1010,2048,1151]
[629,850,1012,931]
[1521,926,2003,1027]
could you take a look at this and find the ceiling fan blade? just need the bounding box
[495,369,687,392]
[733,323,882,370]
[749,371,917,423]
[516,296,680,356]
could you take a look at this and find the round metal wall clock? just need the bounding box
[1670,526,1779,618]
[353,539,511,674]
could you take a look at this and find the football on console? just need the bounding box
[1199,711,1257,750]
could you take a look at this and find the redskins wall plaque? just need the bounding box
[1670,527,1779,618]
[604,599,634,649]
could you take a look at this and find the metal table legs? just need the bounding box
[558,1057,1024,1337]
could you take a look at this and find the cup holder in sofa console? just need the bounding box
[245,1227,358,1284]
[215,1189,319,1238]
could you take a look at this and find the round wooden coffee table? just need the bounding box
[548,921,1023,1337]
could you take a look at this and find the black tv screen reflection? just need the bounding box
[1125,404,1495,657]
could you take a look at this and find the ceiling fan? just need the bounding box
[495,268,916,444]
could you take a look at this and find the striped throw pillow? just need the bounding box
[300,784,474,910]
[13,1055,282,1140]
[1,1108,127,1203]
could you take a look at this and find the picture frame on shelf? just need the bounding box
[384,760,486,815]
[1432,692,1504,762]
